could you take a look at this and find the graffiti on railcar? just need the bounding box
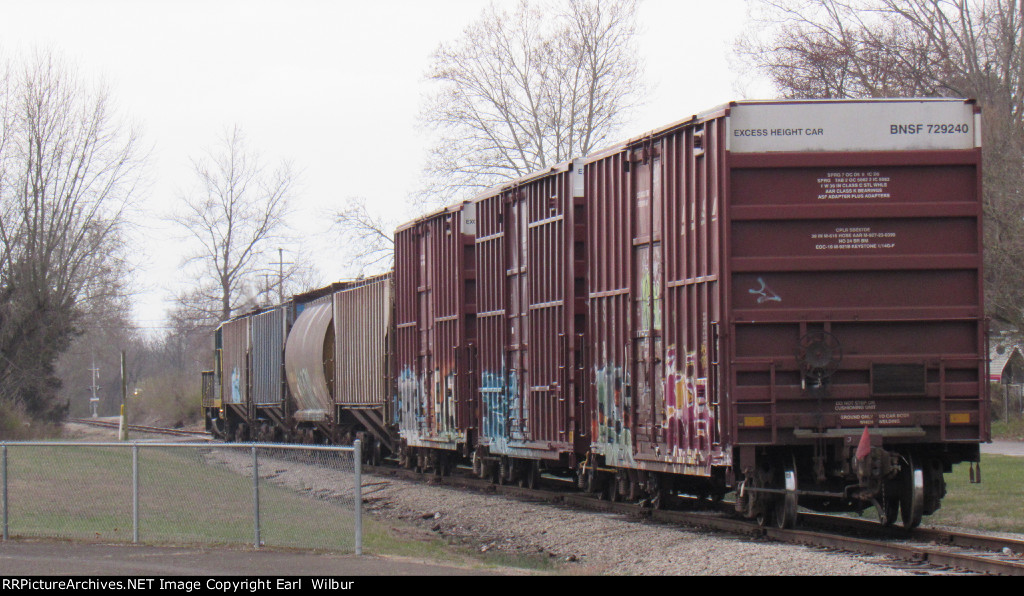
[593,363,634,465]
[664,346,714,463]
[432,367,459,439]
[396,365,462,442]
[480,365,521,450]
[229,367,241,404]
[395,367,422,434]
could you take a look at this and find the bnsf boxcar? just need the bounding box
[578,98,986,527]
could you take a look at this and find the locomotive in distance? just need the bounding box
[203,98,988,529]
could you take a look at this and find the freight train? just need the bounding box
[202,99,989,529]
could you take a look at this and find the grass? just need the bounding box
[0,443,543,572]
[926,454,1024,534]
[4,446,391,552]
[991,417,1024,441]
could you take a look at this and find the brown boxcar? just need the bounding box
[472,160,588,483]
[581,99,986,527]
[394,201,477,469]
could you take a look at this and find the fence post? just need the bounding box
[253,445,260,548]
[132,443,139,544]
[2,444,7,541]
[354,439,362,556]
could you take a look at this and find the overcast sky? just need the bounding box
[0,0,771,331]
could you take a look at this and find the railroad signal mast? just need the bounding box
[89,358,100,418]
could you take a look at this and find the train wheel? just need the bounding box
[524,461,541,490]
[755,503,773,527]
[439,453,454,477]
[648,475,668,510]
[900,453,924,530]
[578,464,602,494]
[774,456,799,529]
[627,476,642,502]
[498,457,510,485]
[742,470,770,526]
[607,473,622,501]
[472,451,483,477]
[880,495,899,527]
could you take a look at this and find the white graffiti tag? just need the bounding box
[749,278,782,304]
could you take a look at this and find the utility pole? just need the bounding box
[270,247,293,304]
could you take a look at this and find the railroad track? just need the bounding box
[66,418,212,439]
[365,462,1024,576]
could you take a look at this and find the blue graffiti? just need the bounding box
[480,367,520,445]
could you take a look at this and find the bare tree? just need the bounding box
[0,50,143,422]
[418,0,644,207]
[331,197,398,274]
[737,0,1024,328]
[174,127,297,322]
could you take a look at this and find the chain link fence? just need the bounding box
[0,441,363,554]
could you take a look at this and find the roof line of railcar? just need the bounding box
[394,97,980,232]
[397,158,580,231]
[464,160,579,207]
[394,199,471,234]
[292,271,392,304]
[218,304,276,328]
[216,273,393,331]
[606,97,978,156]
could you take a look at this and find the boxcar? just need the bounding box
[579,98,986,527]
[393,201,478,472]
[471,160,589,485]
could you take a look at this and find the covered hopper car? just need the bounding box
[203,272,395,460]
[203,99,988,529]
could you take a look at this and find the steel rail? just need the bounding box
[67,418,211,438]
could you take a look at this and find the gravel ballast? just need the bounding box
[213,449,908,576]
